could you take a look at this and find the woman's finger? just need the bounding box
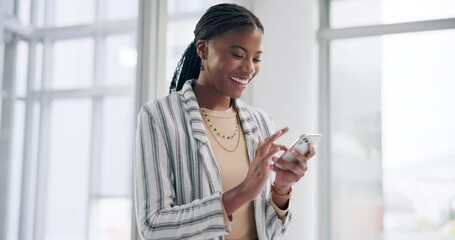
[271,164,301,183]
[304,144,316,158]
[273,157,307,176]
[262,127,289,149]
[255,128,289,158]
[260,146,286,166]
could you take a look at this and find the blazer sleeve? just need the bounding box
[265,185,293,239]
[134,107,228,240]
[251,108,293,239]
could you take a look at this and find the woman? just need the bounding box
[135,3,315,239]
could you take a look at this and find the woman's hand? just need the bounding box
[222,127,288,216]
[271,143,316,194]
[241,127,289,200]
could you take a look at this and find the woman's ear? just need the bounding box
[196,39,208,60]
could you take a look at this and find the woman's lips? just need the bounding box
[229,76,250,85]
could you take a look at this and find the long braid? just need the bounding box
[169,41,200,93]
[169,3,264,93]
[177,44,200,91]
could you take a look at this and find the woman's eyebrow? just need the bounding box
[229,45,263,54]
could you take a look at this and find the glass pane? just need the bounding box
[105,34,136,86]
[168,0,222,15]
[31,102,41,177]
[52,39,94,89]
[331,0,382,28]
[98,96,134,196]
[382,0,455,24]
[18,0,31,25]
[36,0,45,27]
[382,30,455,238]
[331,0,455,28]
[54,0,95,26]
[330,36,383,240]
[45,99,92,239]
[105,0,138,20]
[330,29,455,239]
[34,42,43,90]
[90,198,131,240]
[15,41,29,97]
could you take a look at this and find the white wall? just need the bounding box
[250,1,320,239]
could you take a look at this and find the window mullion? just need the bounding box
[18,38,38,240]
[318,18,455,40]
[0,35,18,240]
[29,37,52,240]
[34,20,136,41]
[318,38,332,240]
[44,0,55,27]
[96,0,107,21]
[16,0,40,236]
[318,1,332,240]
[29,0,38,25]
[0,0,5,130]
[27,86,132,99]
[87,28,106,240]
[87,0,106,237]
[32,97,51,240]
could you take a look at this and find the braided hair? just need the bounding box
[169,3,264,93]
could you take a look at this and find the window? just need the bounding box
[319,1,455,240]
[330,0,455,28]
[1,0,138,239]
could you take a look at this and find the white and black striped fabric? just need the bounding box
[134,80,292,240]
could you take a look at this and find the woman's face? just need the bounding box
[198,29,263,99]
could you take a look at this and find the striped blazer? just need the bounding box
[134,80,292,240]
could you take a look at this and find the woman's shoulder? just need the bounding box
[139,92,183,119]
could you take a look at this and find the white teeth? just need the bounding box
[230,76,250,85]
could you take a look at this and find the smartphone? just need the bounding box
[276,133,323,169]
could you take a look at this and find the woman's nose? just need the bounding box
[241,59,256,76]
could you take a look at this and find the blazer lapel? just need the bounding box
[180,80,206,144]
[179,80,222,193]
[235,99,262,164]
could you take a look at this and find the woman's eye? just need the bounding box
[253,58,262,63]
[232,53,244,59]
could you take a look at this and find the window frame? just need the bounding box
[1,0,139,239]
[317,0,455,240]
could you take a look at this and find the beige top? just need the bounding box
[201,106,257,239]
[201,106,289,240]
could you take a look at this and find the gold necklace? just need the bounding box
[201,109,240,152]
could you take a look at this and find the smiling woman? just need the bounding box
[134,3,317,240]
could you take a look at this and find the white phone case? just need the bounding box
[276,133,323,170]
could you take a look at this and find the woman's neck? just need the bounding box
[193,81,232,111]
